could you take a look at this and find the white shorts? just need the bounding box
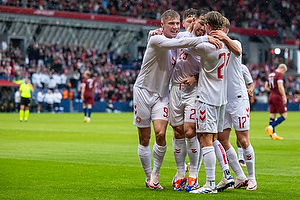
[195,101,225,134]
[133,86,169,128]
[169,83,196,127]
[223,99,250,131]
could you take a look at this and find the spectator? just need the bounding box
[36,89,45,113]
[53,89,62,113]
[44,89,54,113]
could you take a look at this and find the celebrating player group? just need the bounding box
[133,8,259,194]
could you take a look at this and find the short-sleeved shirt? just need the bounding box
[267,71,287,113]
[19,83,32,98]
[267,71,284,96]
[82,78,95,105]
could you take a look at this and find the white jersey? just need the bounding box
[14,91,20,103]
[134,34,208,98]
[44,93,54,104]
[31,72,42,87]
[241,64,253,85]
[226,40,249,102]
[172,32,201,84]
[37,91,44,102]
[53,92,62,103]
[185,42,230,106]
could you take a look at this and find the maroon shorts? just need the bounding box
[268,94,287,114]
[83,93,95,105]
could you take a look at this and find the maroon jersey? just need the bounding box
[267,71,286,113]
[267,71,284,96]
[82,78,95,105]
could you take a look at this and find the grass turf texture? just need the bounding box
[0,112,300,200]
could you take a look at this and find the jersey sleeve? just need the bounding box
[241,64,253,84]
[149,35,208,51]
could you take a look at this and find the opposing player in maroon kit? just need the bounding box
[81,70,95,123]
[265,64,287,140]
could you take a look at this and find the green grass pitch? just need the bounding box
[0,111,300,199]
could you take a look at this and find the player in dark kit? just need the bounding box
[264,64,287,140]
[81,70,96,123]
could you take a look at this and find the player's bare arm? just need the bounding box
[278,82,287,104]
[210,30,241,56]
[247,82,255,97]
[81,85,86,101]
[207,35,222,49]
[264,82,270,92]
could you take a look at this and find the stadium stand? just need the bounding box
[0,2,299,112]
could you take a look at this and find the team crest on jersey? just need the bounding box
[136,116,141,123]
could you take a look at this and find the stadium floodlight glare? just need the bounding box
[274,48,281,55]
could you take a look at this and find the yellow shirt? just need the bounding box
[19,83,32,98]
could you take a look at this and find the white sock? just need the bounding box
[238,147,244,161]
[187,136,199,178]
[138,144,151,181]
[243,144,255,179]
[152,142,167,175]
[196,139,203,176]
[226,146,247,180]
[202,146,215,188]
[213,140,230,178]
[173,138,187,179]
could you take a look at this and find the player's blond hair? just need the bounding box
[85,70,91,77]
[223,17,230,34]
[161,9,180,23]
[205,11,224,30]
[278,63,287,72]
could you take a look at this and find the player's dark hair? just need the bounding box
[195,9,209,19]
[183,8,197,20]
[205,11,224,30]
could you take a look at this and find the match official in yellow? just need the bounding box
[19,78,34,122]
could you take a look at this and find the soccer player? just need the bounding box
[181,11,231,194]
[81,70,96,123]
[238,63,255,167]
[170,8,206,192]
[210,17,257,191]
[133,9,219,190]
[19,78,34,122]
[265,63,287,140]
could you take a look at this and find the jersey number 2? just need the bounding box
[218,53,230,79]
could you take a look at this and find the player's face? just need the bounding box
[161,17,180,38]
[182,16,194,30]
[194,16,206,37]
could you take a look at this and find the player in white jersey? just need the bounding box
[237,64,254,166]
[181,11,232,194]
[211,17,257,191]
[133,9,218,190]
[170,8,205,192]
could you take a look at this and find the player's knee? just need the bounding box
[155,131,166,144]
[238,138,249,149]
[185,129,196,139]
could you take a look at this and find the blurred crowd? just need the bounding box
[0,39,300,113]
[0,39,138,105]
[1,0,299,39]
